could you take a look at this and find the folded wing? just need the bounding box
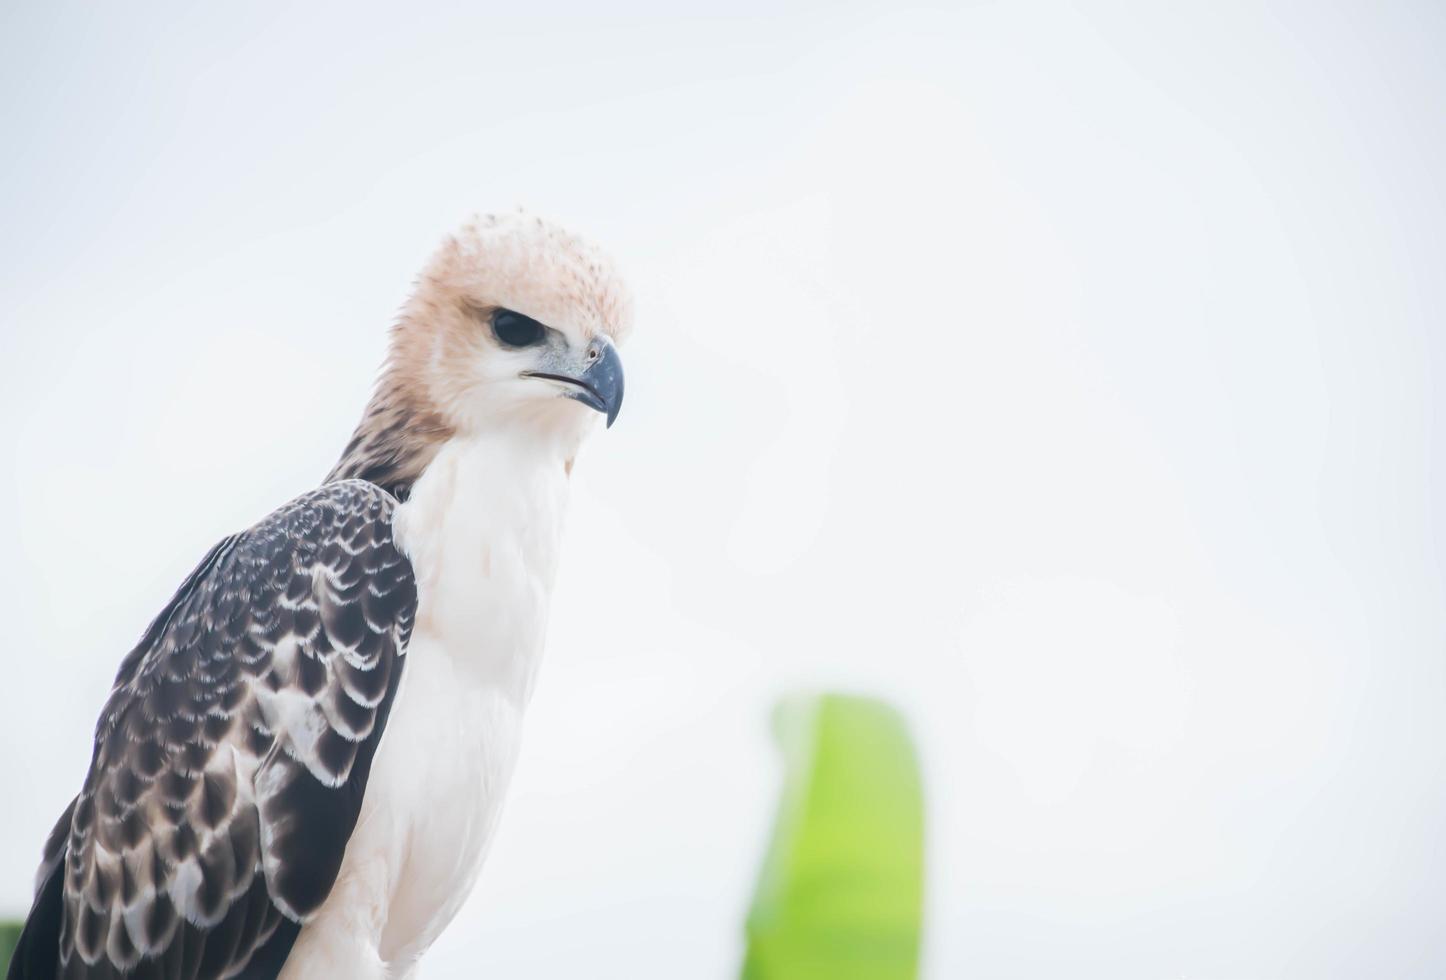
[11,480,416,980]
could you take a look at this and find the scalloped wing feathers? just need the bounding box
[20,480,416,979]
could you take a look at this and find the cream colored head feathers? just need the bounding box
[328,210,633,497]
[417,210,633,345]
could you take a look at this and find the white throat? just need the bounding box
[391,428,576,700]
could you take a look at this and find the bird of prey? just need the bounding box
[8,211,631,979]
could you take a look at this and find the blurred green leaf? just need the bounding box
[743,694,925,980]
[1,919,21,976]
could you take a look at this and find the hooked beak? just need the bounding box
[523,336,626,427]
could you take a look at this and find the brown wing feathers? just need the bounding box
[8,480,416,980]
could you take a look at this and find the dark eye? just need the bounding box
[491,309,547,348]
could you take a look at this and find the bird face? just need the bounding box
[466,305,625,429]
[392,211,633,444]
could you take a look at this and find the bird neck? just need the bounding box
[326,382,454,501]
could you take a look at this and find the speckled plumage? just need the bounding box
[12,482,415,980]
[10,209,633,980]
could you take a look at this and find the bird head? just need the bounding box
[329,211,633,495]
[390,210,632,439]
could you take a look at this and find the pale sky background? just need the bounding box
[1,2,1443,977]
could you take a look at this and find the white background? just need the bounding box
[1,2,1443,977]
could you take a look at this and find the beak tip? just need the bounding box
[549,339,624,428]
[593,343,624,429]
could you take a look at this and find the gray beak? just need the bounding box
[525,336,626,427]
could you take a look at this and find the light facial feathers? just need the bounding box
[329,210,634,496]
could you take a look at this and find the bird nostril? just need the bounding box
[587,348,599,362]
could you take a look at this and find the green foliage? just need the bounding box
[743,694,925,980]
[1,919,20,976]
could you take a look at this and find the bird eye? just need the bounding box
[491,309,547,348]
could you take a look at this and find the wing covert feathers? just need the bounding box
[12,480,416,980]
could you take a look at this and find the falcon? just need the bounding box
[8,211,631,979]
